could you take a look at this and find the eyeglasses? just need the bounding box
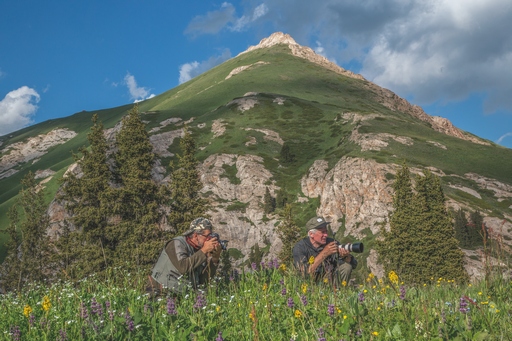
[198,232,212,239]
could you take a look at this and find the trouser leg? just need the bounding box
[335,262,353,284]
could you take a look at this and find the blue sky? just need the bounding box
[1,0,511,148]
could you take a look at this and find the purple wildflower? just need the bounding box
[281,288,287,296]
[91,297,103,317]
[105,301,111,309]
[318,328,326,341]
[287,297,294,308]
[167,298,177,315]
[279,279,284,286]
[58,329,68,341]
[79,302,89,319]
[355,329,363,336]
[273,258,279,269]
[10,326,21,341]
[251,262,257,271]
[358,292,365,302]
[216,331,225,341]
[301,295,308,306]
[125,310,134,332]
[28,314,35,327]
[108,309,114,321]
[459,297,469,314]
[328,304,335,316]
[267,259,274,269]
[399,285,406,300]
[193,293,207,310]
[260,261,265,270]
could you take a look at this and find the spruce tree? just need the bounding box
[167,126,208,235]
[112,105,164,270]
[0,206,23,291]
[377,163,415,277]
[454,208,471,248]
[276,204,302,263]
[469,210,486,247]
[57,114,114,279]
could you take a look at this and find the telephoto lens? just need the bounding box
[338,242,364,253]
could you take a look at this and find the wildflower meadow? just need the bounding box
[1,260,511,341]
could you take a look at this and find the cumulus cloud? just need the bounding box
[179,49,232,84]
[0,86,40,136]
[185,2,268,36]
[124,72,155,102]
[187,0,512,114]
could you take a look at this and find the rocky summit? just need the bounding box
[1,32,511,279]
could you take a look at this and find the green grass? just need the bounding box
[1,262,509,340]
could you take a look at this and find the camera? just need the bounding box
[210,232,229,251]
[338,242,364,253]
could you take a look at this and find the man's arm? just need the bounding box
[166,239,207,275]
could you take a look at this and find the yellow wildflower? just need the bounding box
[262,283,268,291]
[388,271,398,285]
[372,331,379,336]
[481,301,488,305]
[216,306,221,312]
[372,285,376,289]
[478,292,483,296]
[363,289,368,293]
[301,284,308,294]
[336,307,341,314]
[368,273,375,279]
[377,307,381,311]
[42,296,51,312]
[323,278,329,284]
[279,263,287,271]
[249,312,255,321]
[343,315,347,320]
[342,280,347,287]
[308,256,315,264]
[23,305,32,317]
[294,309,303,318]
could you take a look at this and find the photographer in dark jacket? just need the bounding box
[292,216,357,285]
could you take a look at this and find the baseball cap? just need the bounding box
[183,217,213,235]
[306,216,329,231]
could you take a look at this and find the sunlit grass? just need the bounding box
[1,262,510,340]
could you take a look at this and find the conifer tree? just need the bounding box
[57,114,114,279]
[167,126,208,235]
[454,208,471,248]
[276,204,302,263]
[377,163,414,276]
[263,186,276,214]
[0,206,23,291]
[279,143,295,164]
[469,210,486,247]
[275,187,289,209]
[112,105,164,269]
[10,172,50,288]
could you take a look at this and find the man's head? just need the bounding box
[306,216,330,247]
[184,217,213,248]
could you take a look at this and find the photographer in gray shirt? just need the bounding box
[293,216,358,286]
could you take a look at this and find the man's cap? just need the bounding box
[306,216,330,231]
[183,217,213,235]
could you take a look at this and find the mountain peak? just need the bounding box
[249,32,298,50]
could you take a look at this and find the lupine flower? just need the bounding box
[79,302,89,319]
[58,329,68,341]
[358,292,365,302]
[125,310,134,332]
[23,305,32,317]
[399,285,406,300]
[91,297,103,317]
[10,326,21,341]
[251,263,257,271]
[328,304,335,316]
[216,331,225,341]
[273,258,279,269]
[300,295,308,306]
[29,314,35,327]
[287,297,294,308]
[459,297,469,314]
[260,261,265,269]
[167,298,177,315]
[318,328,326,341]
[281,288,287,296]
[193,293,207,310]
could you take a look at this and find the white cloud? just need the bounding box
[189,0,512,114]
[124,72,154,102]
[185,2,268,36]
[0,86,40,136]
[496,132,512,145]
[179,49,232,84]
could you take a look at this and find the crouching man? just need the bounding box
[147,217,222,295]
[292,216,358,286]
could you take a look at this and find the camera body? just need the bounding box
[337,242,364,253]
[209,232,229,251]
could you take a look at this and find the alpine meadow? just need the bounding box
[1,32,511,340]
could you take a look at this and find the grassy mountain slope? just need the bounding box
[1,40,511,262]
